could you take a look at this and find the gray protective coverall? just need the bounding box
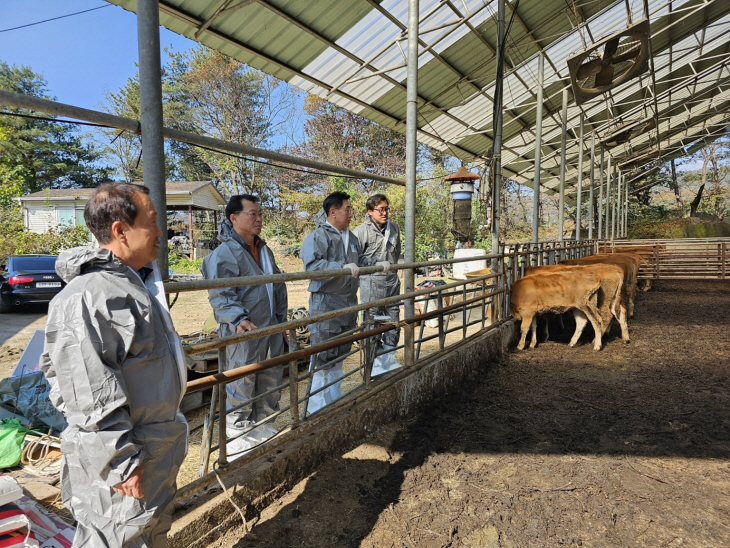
[201,219,288,447]
[41,247,188,548]
[352,215,402,374]
[301,210,375,412]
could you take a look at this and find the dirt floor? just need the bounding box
[209,279,730,548]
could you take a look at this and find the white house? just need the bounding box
[15,181,226,233]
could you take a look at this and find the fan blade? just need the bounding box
[595,63,615,87]
[611,46,641,65]
[576,58,603,81]
[602,37,619,62]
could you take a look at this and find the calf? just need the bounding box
[510,270,604,351]
[524,263,629,343]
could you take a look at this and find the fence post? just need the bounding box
[288,329,300,429]
[217,347,228,466]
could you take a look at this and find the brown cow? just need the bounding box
[562,253,640,317]
[510,270,604,351]
[524,263,629,343]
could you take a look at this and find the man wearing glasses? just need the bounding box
[353,194,403,375]
[301,191,387,413]
[202,195,288,456]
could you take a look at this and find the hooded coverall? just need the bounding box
[201,219,288,448]
[41,247,188,548]
[352,215,402,374]
[300,210,375,412]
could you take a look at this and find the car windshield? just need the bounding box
[13,256,57,272]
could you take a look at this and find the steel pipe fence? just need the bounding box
[600,238,730,280]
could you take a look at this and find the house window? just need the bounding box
[57,207,75,227]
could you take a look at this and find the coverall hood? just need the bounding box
[55,246,128,284]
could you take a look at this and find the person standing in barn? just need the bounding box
[301,191,389,413]
[41,182,188,547]
[202,194,288,457]
[353,193,403,376]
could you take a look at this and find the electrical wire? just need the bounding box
[0,4,111,34]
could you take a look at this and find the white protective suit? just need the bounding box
[301,210,376,413]
[201,219,288,452]
[41,247,188,548]
[352,214,402,375]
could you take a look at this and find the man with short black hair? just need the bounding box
[202,195,288,456]
[41,182,188,547]
[353,194,403,375]
[300,192,387,413]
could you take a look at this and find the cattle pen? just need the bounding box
[151,236,730,547]
[195,253,730,548]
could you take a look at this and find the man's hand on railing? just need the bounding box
[236,320,258,333]
[344,263,360,278]
[376,261,391,273]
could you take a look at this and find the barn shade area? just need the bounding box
[209,278,730,547]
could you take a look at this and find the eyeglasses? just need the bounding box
[338,207,354,215]
[238,210,263,219]
[373,207,390,214]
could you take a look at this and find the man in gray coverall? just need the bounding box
[353,194,403,375]
[202,195,288,456]
[41,183,188,547]
[301,192,389,413]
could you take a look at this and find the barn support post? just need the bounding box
[588,132,595,240]
[575,113,584,241]
[616,170,624,238]
[624,175,629,236]
[188,205,194,260]
[403,0,419,367]
[492,0,506,266]
[611,163,617,242]
[605,155,612,241]
[531,52,544,248]
[137,0,168,277]
[598,146,604,240]
[558,89,568,247]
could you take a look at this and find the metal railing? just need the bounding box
[168,239,597,489]
[599,238,730,280]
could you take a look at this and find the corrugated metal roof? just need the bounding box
[106,0,730,197]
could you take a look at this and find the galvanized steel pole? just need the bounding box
[558,89,568,243]
[624,174,629,236]
[0,90,405,187]
[588,132,595,240]
[605,155,612,240]
[611,163,617,242]
[531,52,544,246]
[403,0,419,366]
[598,146,604,241]
[137,0,168,275]
[616,170,624,238]
[492,0,506,260]
[575,113,584,241]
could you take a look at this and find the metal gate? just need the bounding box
[601,238,730,280]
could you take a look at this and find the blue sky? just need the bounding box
[1,1,196,110]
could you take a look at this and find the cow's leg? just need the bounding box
[617,305,630,343]
[517,313,533,350]
[529,316,538,349]
[583,291,604,351]
[569,310,588,347]
[584,308,604,351]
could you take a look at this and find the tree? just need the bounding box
[0,61,111,198]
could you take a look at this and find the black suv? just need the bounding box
[0,255,65,313]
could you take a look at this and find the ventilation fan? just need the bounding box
[601,116,656,148]
[567,18,651,105]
